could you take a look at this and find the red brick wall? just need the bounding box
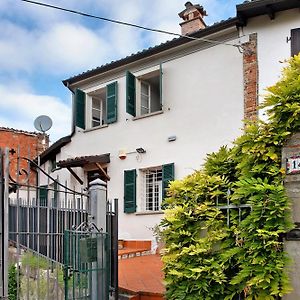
[0,128,49,185]
[243,33,259,121]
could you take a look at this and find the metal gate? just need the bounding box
[64,225,110,300]
[0,147,118,300]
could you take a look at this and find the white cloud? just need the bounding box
[36,22,110,74]
[0,0,242,143]
[0,84,71,142]
[0,20,112,75]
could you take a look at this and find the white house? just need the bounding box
[40,0,300,249]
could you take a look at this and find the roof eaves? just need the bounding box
[237,0,300,25]
[39,135,72,165]
[63,17,238,87]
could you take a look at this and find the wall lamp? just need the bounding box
[136,147,146,154]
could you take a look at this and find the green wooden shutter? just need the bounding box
[291,28,300,56]
[162,163,174,199]
[39,185,48,207]
[106,81,118,124]
[126,71,136,117]
[124,169,136,213]
[75,89,86,129]
[159,63,163,109]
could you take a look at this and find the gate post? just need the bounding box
[282,133,300,299]
[89,178,108,300]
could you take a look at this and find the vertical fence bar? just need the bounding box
[3,148,9,298]
[15,146,21,300]
[36,155,40,299]
[0,148,4,298]
[113,198,119,300]
[26,147,31,300]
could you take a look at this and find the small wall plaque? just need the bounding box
[79,237,98,263]
[286,156,300,174]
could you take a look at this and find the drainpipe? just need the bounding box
[65,81,76,137]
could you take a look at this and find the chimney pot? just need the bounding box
[179,2,207,35]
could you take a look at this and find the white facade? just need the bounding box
[241,8,300,118]
[42,3,300,246]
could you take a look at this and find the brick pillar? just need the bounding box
[243,33,258,121]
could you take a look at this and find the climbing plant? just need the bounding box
[161,54,300,299]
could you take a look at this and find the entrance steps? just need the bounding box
[118,240,152,260]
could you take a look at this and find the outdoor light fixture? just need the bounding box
[136,147,146,154]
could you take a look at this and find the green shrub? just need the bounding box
[8,264,18,300]
[161,54,300,299]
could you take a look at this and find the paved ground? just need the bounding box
[118,254,165,295]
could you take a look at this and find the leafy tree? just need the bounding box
[162,54,300,299]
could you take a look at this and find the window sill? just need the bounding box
[83,124,108,133]
[135,211,164,216]
[132,110,163,121]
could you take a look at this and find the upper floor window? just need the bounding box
[74,82,118,130]
[126,65,162,117]
[91,89,107,127]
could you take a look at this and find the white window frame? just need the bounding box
[140,167,163,212]
[91,96,105,128]
[140,80,151,115]
[87,87,107,129]
[135,68,161,117]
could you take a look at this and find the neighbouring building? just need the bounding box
[39,0,300,252]
[0,127,48,187]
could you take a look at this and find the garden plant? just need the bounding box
[161,54,300,299]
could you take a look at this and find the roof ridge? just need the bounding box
[0,126,47,136]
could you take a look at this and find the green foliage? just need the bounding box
[22,252,49,270]
[162,55,300,299]
[8,264,18,300]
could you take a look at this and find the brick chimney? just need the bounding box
[179,2,207,35]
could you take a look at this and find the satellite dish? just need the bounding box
[34,115,53,133]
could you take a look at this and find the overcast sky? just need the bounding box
[0,0,242,142]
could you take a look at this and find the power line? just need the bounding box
[21,0,240,49]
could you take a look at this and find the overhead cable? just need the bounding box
[21,0,240,49]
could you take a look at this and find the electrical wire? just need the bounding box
[21,0,241,49]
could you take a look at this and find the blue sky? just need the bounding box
[0,0,242,142]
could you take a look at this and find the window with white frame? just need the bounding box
[126,67,162,117]
[141,167,163,212]
[91,89,107,128]
[138,73,160,116]
[74,81,117,130]
[141,81,150,115]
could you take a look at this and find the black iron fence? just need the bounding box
[0,146,118,299]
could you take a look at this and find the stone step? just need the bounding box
[118,249,152,260]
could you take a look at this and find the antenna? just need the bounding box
[34,115,53,133]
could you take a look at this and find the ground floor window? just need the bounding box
[141,167,163,212]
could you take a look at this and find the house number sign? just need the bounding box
[286,155,300,174]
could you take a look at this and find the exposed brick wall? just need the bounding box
[180,18,206,35]
[243,33,259,121]
[0,128,49,186]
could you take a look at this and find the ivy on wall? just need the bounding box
[161,54,300,300]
